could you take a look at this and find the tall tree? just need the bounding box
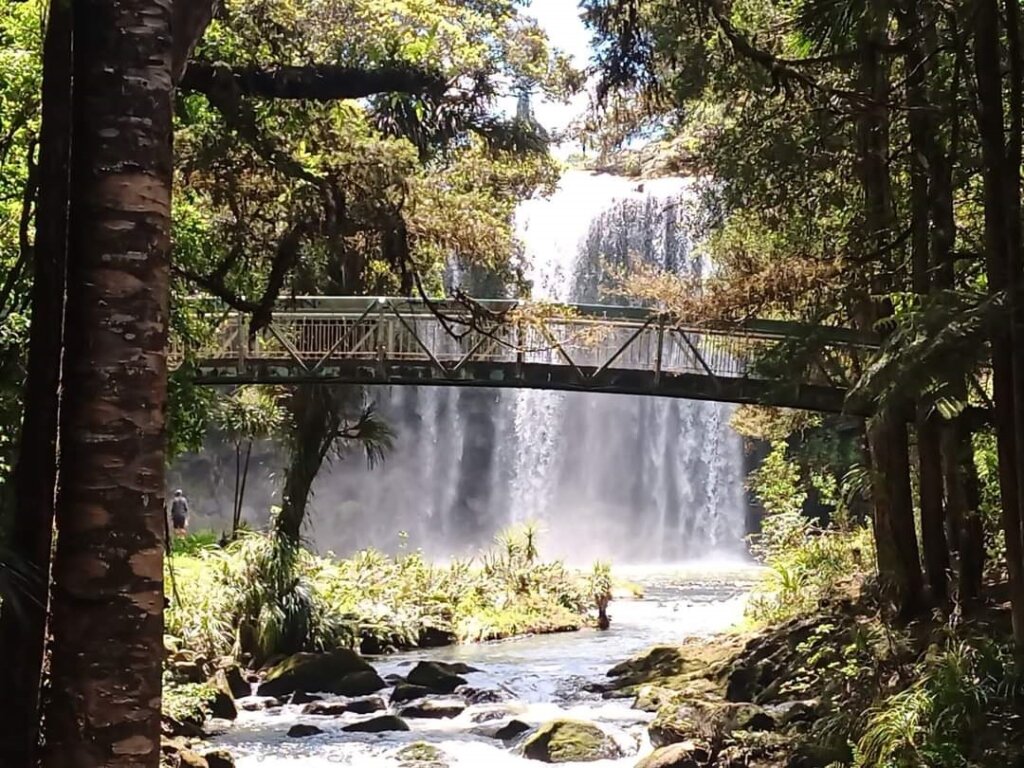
[41,0,173,764]
[0,0,72,764]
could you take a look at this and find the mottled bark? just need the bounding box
[41,0,173,765]
[0,2,72,765]
[974,0,1024,645]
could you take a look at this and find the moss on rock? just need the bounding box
[257,649,376,696]
[521,719,623,763]
[394,742,450,767]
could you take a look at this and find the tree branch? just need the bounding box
[180,61,446,101]
[172,0,219,85]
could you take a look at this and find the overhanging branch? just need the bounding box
[180,62,446,101]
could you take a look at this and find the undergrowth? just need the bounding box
[166,521,597,662]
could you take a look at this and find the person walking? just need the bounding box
[170,489,189,537]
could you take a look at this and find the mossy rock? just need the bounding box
[650,701,774,749]
[257,650,375,697]
[394,742,450,767]
[635,741,710,768]
[521,719,623,763]
[406,661,468,693]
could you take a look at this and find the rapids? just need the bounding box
[214,565,760,767]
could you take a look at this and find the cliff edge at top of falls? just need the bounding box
[596,583,1024,768]
[570,134,701,180]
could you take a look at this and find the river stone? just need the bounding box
[257,650,375,696]
[202,749,236,768]
[177,750,209,768]
[492,720,532,740]
[239,697,279,712]
[391,683,435,703]
[458,686,507,704]
[635,741,710,768]
[406,661,468,693]
[289,691,321,705]
[216,666,251,699]
[399,698,467,719]
[395,741,450,767]
[209,688,237,721]
[303,696,386,716]
[287,724,323,738]
[521,719,623,763]
[342,714,411,733]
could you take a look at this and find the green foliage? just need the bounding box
[746,441,873,624]
[851,631,1024,768]
[166,521,593,660]
[216,386,286,446]
[162,675,219,725]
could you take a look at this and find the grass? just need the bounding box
[165,523,601,662]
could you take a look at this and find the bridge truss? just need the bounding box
[172,297,880,414]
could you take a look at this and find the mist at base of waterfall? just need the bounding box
[168,171,751,564]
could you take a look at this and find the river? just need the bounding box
[213,563,760,767]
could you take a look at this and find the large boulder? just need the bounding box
[398,698,467,719]
[649,701,774,749]
[256,650,376,697]
[521,719,623,763]
[635,741,710,768]
[303,696,386,716]
[406,661,468,693]
[342,715,411,733]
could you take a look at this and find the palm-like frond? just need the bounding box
[337,404,395,470]
[847,290,999,417]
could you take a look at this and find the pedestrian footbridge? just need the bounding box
[172,296,879,414]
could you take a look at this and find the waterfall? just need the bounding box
[299,171,748,563]
[172,171,749,563]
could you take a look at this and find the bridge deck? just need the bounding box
[174,297,878,413]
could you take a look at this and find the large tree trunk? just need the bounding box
[858,0,923,613]
[41,0,173,764]
[974,0,1024,646]
[0,2,73,765]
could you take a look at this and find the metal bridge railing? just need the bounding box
[172,297,878,391]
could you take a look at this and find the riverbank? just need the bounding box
[165,526,600,665]
[162,566,759,767]
[600,577,1024,768]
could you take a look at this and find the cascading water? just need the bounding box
[299,170,748,563]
